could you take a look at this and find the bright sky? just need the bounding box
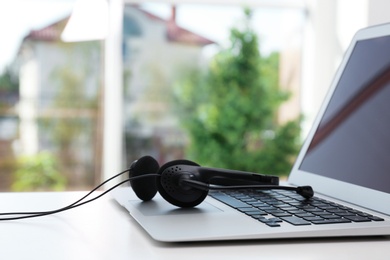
[0,0,76,73]
[0,0,304,73]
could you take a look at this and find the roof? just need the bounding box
[167,20,214,46]
[24,17,69,42]
[24,5,214,46]
[135,6,215,46]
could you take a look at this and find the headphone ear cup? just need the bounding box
[129,156,159,201]
[157,159,208,208]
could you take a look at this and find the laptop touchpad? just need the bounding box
[129,198,222,216]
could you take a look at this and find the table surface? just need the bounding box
[0,191,389,260]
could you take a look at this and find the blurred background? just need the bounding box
[0,0,388,191]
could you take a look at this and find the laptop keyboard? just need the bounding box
[210,189,384,227]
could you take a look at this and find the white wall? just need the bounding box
[299,0,390,136]
[367,0,390,25]
[18,58,39,155]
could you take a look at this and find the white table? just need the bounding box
[0,191,389,260]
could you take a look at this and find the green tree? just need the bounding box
[39,41,101,187]
[0,66,19,109]
[0,66,19,93]
[12,152,66,191]
[174,9,301,176]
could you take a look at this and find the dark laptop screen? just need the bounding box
[299,35,390,194]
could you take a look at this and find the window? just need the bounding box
[0,0,306,191]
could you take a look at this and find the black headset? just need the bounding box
[129,156,313,208]
[0,155,314,221]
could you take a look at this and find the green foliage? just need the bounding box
[0,66,19,109]
[0,66,19,93]
[51,42,100,110]
[12,152,67,191]
[38,42,100,187]
[174,9,301,176]
[45,61,97,149]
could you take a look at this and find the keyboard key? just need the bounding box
[272,212,292,217]
[280,216,311,226]
[268,217,283,223]
[335,211,356,217]
[311,218,351,224]
[295,213,315,218]
[277,205,298,211]
[250,214,269,219]
[265,222,281,227]
[257,217,270,223]
[369,216,385,221]
[256,206,277,211]
[303,216,324,222]
[321,214,344,219]
[243,210,268,216]
[237,207,254,211]
[305,208,325,213]
[264,209,288,215]
[211,193,249,208]
[344,216,371,222]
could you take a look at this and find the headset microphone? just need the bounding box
[181,179,314,199]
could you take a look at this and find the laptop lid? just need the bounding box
[288,23,390,216]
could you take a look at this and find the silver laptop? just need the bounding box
[113,23,390,242]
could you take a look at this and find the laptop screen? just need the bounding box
[299,35,390,194]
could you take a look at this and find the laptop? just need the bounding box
[113,23,390,242]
